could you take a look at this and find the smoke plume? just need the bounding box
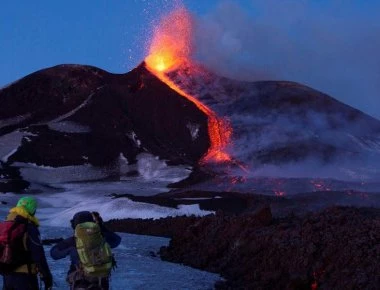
[191,0,380,120]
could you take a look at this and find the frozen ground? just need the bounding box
[0,159,219,290]
[46,228,220,290]
[0,183,214,227]
[0,198,220,290]
[0,226,220,290]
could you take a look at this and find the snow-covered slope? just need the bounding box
[167,60,380,181]
[1,61,380,193]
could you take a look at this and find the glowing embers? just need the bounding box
[145,7,192,73]
[310,179,332,191]
[145,7,232,164]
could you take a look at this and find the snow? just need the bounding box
[43,230,220,289]
[127,131,142,147]
[0,191,219,289]
[117,153,130,175]
[0,225,220,289]
[0,131,28,162]
[16,163,111,184]
[0,177,214,228]
[11,153,191,193]
[186,122,200,140]
[1,149,18,163]
[48,121,90,133]
[136,153,191,183]
[43,194,214,227]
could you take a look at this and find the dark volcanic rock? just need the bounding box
[110,190,291,216]
[104,190,380,289]
[121,64,210,164]
[159,206,380,290]
[106,215,202,238]
[167,167,216,188]
[0,162,29,192]
[0,63,210,170]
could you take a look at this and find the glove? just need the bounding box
[42,273,53,290]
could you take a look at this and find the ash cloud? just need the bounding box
[191,0,380,120]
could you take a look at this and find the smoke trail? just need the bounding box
[191,0,380,119]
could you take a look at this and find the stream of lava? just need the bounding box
[145,7,232,164]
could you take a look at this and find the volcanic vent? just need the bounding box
[145,7,233,164]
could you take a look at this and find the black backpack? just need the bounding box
[0,220,29,274]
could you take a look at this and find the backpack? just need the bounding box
[74,222,113,278]
[0,220,28,274]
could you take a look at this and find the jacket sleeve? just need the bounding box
[101,225,121,248]
[50,236,75,260]
[27,225,52,279]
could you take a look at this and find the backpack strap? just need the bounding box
[22,223,32,276]
[17,221,34,277]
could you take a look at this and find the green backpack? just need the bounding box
[74,222,113,278]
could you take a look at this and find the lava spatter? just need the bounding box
[145,7,232,164]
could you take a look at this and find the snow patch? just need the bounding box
[0,131,29,162]
[137,153,191,182]
[48,121,90,133]
[43,195,213,227]
[15,163,110,184]
[117,153,130,175]
[127,131,141,147]
[186,122,200,140]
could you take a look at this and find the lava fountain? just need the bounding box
[145,7,232,164]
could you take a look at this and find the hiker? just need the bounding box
[50,211,121,289]
[1,196,53,290]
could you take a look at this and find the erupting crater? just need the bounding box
[145,7,232,164]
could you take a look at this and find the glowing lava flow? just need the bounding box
[145,7,232,163]
[146,63,232,163]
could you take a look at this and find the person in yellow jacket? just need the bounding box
[2,196,53,290]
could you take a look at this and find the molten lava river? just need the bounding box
[144,7,232,164]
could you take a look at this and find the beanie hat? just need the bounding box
[70,211,94,229]
[16,196,38,216]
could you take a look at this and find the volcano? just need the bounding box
[1,60,380,192]
[2,5,380,192]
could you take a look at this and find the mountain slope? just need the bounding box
[1,61,380,192]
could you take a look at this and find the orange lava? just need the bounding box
[145,7,192,73]
[145,7,232,163]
